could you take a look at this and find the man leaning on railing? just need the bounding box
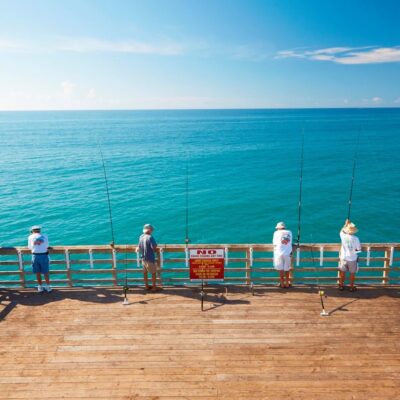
[27,225,52,293]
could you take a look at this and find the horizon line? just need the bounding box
[1,106,399,113]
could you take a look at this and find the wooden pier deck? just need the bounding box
[1,286,400,399]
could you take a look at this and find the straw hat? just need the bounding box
[344,222,358,235]
[143,224,154,233]
[275,221,286,229]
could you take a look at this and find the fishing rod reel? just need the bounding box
[122,284,129,305]
[318,289,329,316]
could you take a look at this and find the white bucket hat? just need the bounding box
[30,225,41,232]
[275,221,286,229]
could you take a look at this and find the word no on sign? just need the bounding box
[189,249,225,281]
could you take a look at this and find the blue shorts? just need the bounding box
[32,254,50,274]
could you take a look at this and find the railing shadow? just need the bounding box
[1,284,399,321]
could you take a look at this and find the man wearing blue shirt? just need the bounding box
[137,224,159,291]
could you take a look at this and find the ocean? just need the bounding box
[0,108,399,248]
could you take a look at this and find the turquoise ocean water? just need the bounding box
[0,108,399,248]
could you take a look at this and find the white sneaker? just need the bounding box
[37,285,43,293]
[44,284,52,293]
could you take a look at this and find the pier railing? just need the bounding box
[0,243,399,288]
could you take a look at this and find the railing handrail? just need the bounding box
[1,242,399,253]
[0,243,399,288]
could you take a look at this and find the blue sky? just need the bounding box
[0,0,399,110]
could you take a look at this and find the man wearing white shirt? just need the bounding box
[273,221,293,288]
[339,219,361,292]
[27,225,52,293]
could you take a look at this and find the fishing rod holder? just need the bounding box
[320,310,330,317]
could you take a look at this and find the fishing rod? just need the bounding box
[309,235,329,317]
[347,130,361,221]
[296,130,304,246]
[97,141,129,304]
[183,155,204,311]
[98,142,116,246]
[185,160,190,248]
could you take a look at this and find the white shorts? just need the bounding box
[338,260,358,274]
[274,255,291,272]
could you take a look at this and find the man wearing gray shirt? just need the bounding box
[137,224,159,291]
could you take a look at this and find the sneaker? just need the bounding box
[44,284,52,293]
[37,285,44,293]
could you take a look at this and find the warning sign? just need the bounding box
[189,249,225,281]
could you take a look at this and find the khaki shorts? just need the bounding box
[142,260,157,274]
[339,260,358,274]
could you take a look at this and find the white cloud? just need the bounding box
[57,38,183,55]
[276,46,400,64]
[372,97,383,104]
[87,88,96,99]
[0,39,20,50]
[231,44,268,61]
[0,36,183,56]
[61,81,76,97]
[361,97,384,105]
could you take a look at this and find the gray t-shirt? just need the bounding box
[138,234,157,262]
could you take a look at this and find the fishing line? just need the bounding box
[296,130,304,246]
[97,141,128,304]
[183,154,204,311]
[347,129,361,221]
[97,141,116,246]
[185,158,190,247]
[123,244,129,305]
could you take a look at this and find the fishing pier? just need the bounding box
[1,243,400,399]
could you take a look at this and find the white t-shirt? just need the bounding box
[273,229,293,256]
[340,230,361,261]
[28,233,49,253]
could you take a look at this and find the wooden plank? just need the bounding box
[0,286,399,399]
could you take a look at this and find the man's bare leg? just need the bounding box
[339,271,345,289]
[349,273,356,290]
[36,272,43,285]
[151,273,157,291]
[279,271,285,288]
[284,271,290,288]
[143,271,150,290]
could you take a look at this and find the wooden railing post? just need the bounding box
[158,247,163,285]
[246,247,253,285]
[382,247,393,285]
[17,250,25,288]
[111,248,117,286]
[65,249,72,287]
[89,249,94,269]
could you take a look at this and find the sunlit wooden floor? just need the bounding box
[1,285,400,399]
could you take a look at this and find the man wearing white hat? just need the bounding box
[27,226,52,293]
[137,224,159,291]
[339,219,361,292]
[273,222,293,288]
